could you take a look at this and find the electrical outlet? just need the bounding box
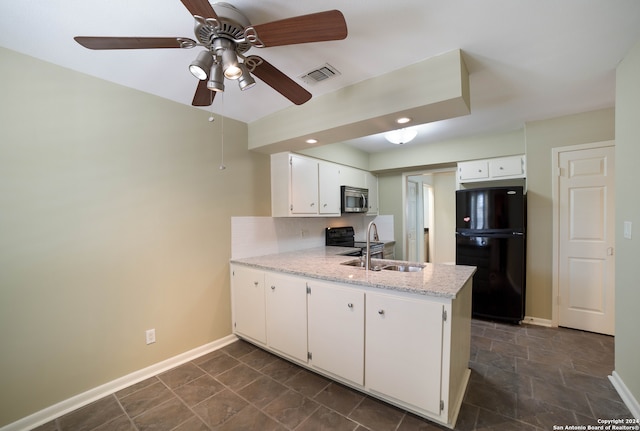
[145,329,156,345]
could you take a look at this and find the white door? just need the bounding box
[556,144,615,335]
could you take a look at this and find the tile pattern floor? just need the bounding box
[33,319,633,431]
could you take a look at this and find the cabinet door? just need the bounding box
[290,155,319,214]
[340,166,366,188]
[231,265,266,344]
[365,292,444,416]
[489,155,524,178]
[318,161,341,215]
[308,281,365,385]
[458,160,489,181]
[365,172,379,215]
[264,272,308,362]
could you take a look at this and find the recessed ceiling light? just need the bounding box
[396,117,412,124]
[306,138,318,144]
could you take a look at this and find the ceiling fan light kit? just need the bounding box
[207,63,225,92]
[74,1,347,107]
[189,50,214,80]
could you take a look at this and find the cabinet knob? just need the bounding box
[271,285,276,290]
[310,202,315,207]
[254,281,259,286]
[347,303,353,308]
[378,309,385,315]
[499,166,504,170]
[323,203,327,207]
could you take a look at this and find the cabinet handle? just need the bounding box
[323,203,327,207]
[499,166,504,170]
[271,285,276,290]
[310,202,315,207]
[378,309,385,315]
[347,303,353,308]
[254,281,259,286]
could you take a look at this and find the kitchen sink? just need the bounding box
[381,264,424,272]
[341,259,424,272]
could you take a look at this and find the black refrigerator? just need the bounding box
[455,186,526,324]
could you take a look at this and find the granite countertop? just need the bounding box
[230,247,476,299]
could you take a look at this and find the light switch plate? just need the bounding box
[623,221,632,239]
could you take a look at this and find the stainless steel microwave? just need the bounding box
[341,186,369,213]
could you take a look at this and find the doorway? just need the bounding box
[552,141,615,335]
[403,169,456,263]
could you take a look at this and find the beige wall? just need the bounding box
[0,47,271,426]
[615,39,640,407]
[524,108,615,319]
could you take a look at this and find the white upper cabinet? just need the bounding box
[318,161,341,215]
[290,154,319,215]
[339,165,367,188]
[457,155,526,184]
[270,152,375,217]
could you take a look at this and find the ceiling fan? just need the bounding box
[74,1,347,107]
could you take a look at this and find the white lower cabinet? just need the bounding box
[230,264,471,428]
[264,272,308,362]
[365,291,444,417]
[230,265,266,344]
[307,280,365,385]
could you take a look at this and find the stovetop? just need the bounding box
[326,226,383,249]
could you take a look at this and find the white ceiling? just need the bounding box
[2,1,640,153]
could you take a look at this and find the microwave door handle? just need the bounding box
[361,193,367,210]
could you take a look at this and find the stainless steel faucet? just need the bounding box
[366,221,379,271]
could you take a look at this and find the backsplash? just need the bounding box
[231,215,394,259]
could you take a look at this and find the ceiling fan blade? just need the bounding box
[192,79,215,106]
[180,0,218,20]
[74,36,196,50]
[249,57,311,105]
[249,10,347,47]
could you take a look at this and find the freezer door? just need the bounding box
[456,186,525,232]
[456,233,525,323]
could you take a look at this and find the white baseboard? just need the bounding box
[1,334,238,431]
[522,316,554,327]
[609,371,640,420]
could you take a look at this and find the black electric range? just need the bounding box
[325,226,384,258]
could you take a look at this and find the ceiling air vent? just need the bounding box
[299,63,341,85]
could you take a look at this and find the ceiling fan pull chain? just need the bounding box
[219,93,226,170]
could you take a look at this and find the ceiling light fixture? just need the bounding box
[189,51,214,81]
[396,117,412,124]
[384,127,418,145]
[306,138,318,144]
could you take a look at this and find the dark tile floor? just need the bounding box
[33,319,632,431]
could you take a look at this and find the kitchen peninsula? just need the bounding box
[230,247,475,428]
